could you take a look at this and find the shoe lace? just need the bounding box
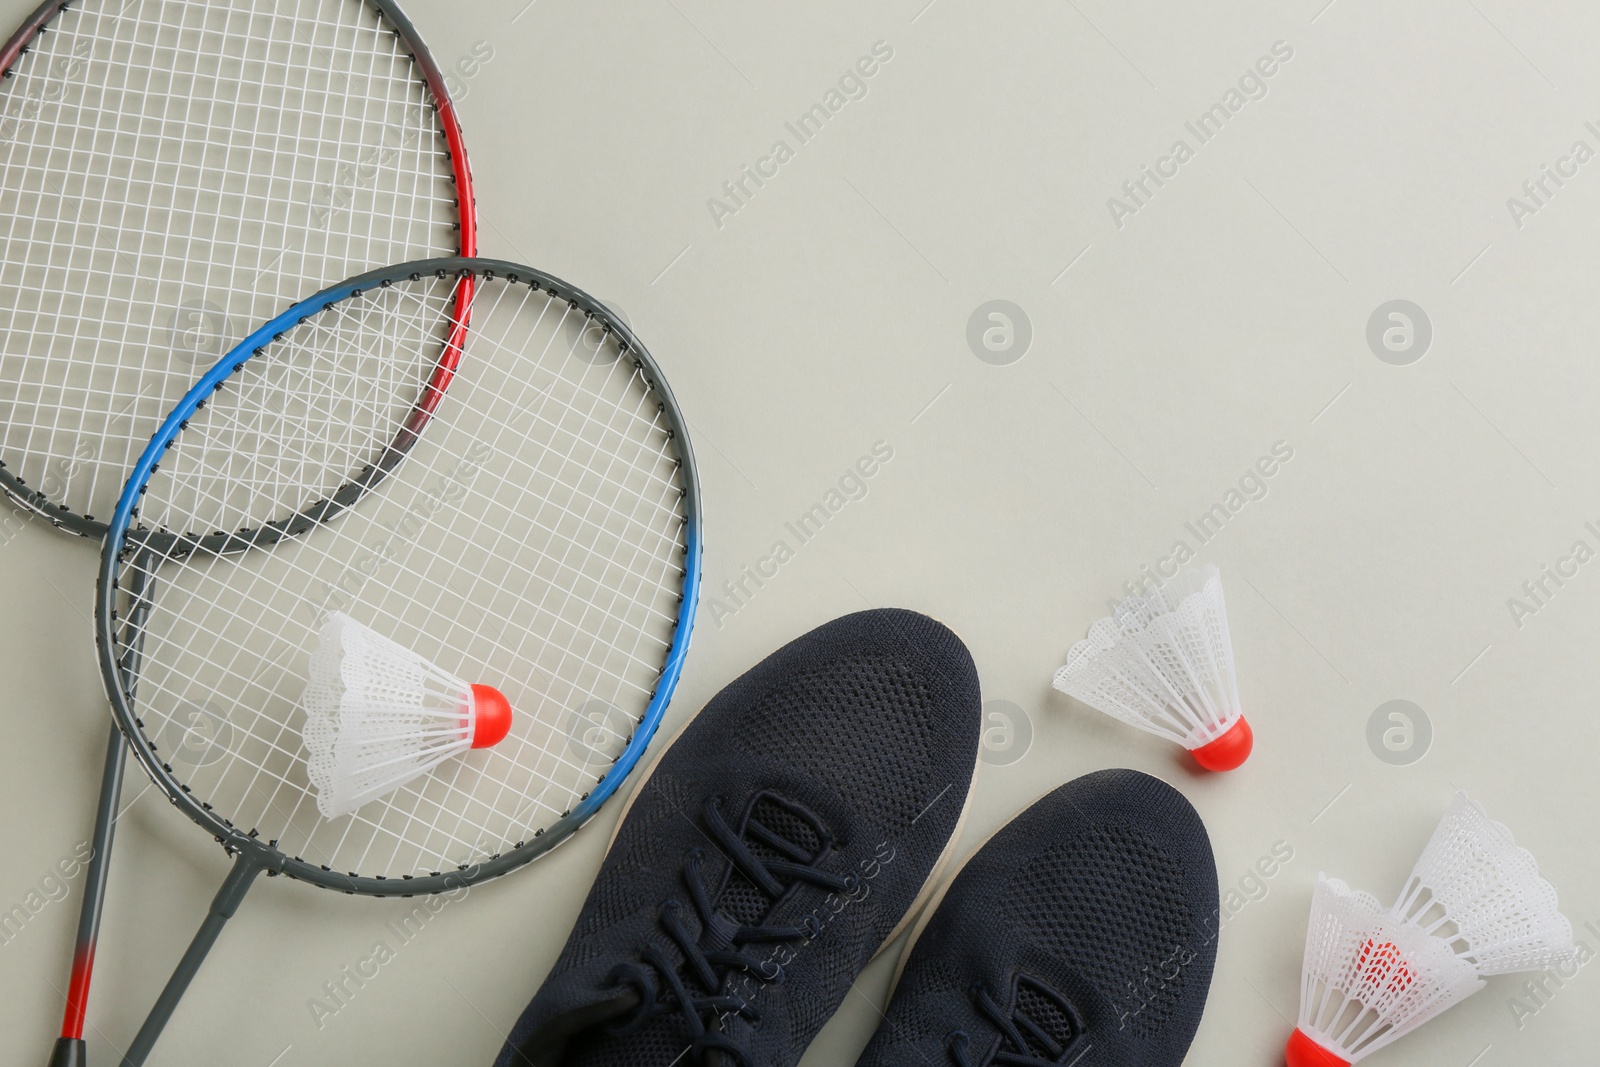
[945,979,1087,1067]
[604,795,854,1066]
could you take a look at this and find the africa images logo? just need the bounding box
[1105,41,1295,229]
[706,440,894,628]
[705,41,895,230]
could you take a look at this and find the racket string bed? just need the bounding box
[0,0,472,529]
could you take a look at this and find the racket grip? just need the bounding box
[46,1038,86,1067]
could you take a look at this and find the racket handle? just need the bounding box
[119,858,262,1067]
[46,1038,85,1067]
[58,724,128,1043]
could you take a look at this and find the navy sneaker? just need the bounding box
[856,770,1219,1067]
[494,609,983,1066]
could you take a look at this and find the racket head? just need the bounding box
[0,0,475,537]
[97,258,702,896]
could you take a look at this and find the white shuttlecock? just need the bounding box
[1288,795,1578,1066]
[300,612,513,818]
[1391,792,1576,975]
[1052,564,1252,771]
[1289,875,1484,1067]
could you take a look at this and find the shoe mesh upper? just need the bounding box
[733,654,937,823]
[856,770,1219,1067]
[1014,980,1080,1052]
[1003,824,1192,1036]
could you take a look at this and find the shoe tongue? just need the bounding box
[713,793,826,927]
[1009,978,1085,1062]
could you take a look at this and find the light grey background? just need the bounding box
[2,0,1597,1064]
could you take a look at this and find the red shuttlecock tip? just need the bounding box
[1190,716,1253,772]
[469,684,513,748]
[1285,1028,1348,1067]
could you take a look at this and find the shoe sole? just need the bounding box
[602,664,984,967]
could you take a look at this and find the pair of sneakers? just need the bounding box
[495,610,1219,1067]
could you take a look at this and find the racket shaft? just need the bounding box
[57,559,151,1048]
[59,724,127,1040]
[120,859,262,1067]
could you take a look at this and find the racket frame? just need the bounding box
[96,256,702,897]
[0,0,480,536]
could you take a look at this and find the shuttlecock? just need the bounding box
[301,612,513,818]
[1390,791,1577,976]
[1287,794,1577,1066]
[1289,875,1484,1067]
[1052,564,1252,771]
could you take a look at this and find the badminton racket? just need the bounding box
[0,2,476,1058]
[95,258,701,1065]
